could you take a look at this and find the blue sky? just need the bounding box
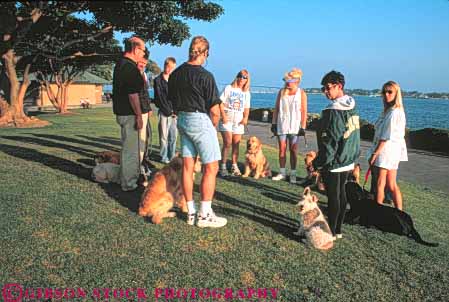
[116,0,449,92]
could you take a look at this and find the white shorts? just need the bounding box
[218,121,245,135]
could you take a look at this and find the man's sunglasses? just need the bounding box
[321,84,337,92]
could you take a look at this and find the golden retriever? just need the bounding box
[138,156,202,224]
[242,136,271,179]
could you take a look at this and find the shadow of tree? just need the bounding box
[218,175,300,204]
[77,135,121,147]
[31,133,120,152]
[0,143,91,180]
[212,188,300,241]
[0,140,146,215]
[1,135,94,158]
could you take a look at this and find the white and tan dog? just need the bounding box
[295,187,334,250]
[91,163,121,184]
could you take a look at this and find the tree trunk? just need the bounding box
[60,80,74,114]
[0,50,49,128]
[41,77,60,111]
[60,84,68,114]
[0,50,30,126]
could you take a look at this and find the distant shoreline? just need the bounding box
[250,91,449,101]
[103,84,449,101]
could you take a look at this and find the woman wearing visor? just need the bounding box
[218,69,251,177]
[271,68,308,184]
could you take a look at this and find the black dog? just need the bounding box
[345,181,438,247]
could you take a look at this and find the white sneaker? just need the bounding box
[197,210,227,228]
[231,166,242,176]
[187,213,197,226]
[219,169,229,177]
[272,174,286,181]
[290,175,297,184]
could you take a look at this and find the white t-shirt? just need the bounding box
[368,108,408,169]
[220,85,251,126]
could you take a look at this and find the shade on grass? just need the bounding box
[0,108,448,301]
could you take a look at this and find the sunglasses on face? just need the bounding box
[237,75,248,79]
[321,84,337,92]
[383,90,394,95]
[284,79,298,83]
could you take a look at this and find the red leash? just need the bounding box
[363,167,371,190]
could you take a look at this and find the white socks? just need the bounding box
[187,200,196,215]
[279,168,286,176]
[290,169,297,177]
[220,163,226,170]
[188,200,213,217]
[200,201,212,217]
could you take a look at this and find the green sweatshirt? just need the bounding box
[313,96,361,171]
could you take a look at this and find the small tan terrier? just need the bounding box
[294,187,334,250]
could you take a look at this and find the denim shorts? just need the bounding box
[177,112,221,164]
[278,134,299,145]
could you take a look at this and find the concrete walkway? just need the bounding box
[246,120,449,194]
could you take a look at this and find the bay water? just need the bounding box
[250,93,449,130]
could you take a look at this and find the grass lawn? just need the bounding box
[0,108,448,301]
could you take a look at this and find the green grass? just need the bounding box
[0,108,448,301]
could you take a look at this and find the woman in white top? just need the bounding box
[368,81,408,210]
[271,68,308,184]
[218,69,251,177]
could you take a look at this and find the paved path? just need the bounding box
[246,120,449,194]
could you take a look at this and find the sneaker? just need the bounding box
[272,173,286,181]
[197,210,227,228]
[231,166,242,176]
[187,213,197,226]
[290,175,297,184]
[219,169,229,177]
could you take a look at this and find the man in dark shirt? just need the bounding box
[153,57,177,164]
[168,36,226,228]
[112,36,148,191]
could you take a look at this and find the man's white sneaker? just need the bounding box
[197,211,227,228]
[272,174,286,181]
[290,175,297,184]
[187,213,197,226]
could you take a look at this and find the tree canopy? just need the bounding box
[0,1,224,124]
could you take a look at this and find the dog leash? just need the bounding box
[302,131,308,147]
[363,167,371,190]
[146,114,153,157]
[137,128,149,185]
